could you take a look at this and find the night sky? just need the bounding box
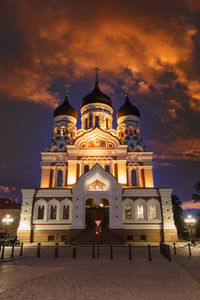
[0,0,200,214]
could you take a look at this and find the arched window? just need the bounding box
[150,204,157,219]
[61,125,66,136]
[105,165,110,173]
[131,170,137,186]
[128,125,133,136]
[84,165,90,173]
[125,205,132,219]
[63,205,69,219]
[106,118,109,129]
[85,118,88,130]
[137,205,144,219]
[38,205,44,220]
[50,205,57,220]
[136,127,140,137]
[57,170,63,186]
[84,165,89,173]
[95,116,99,127]
[54,127,57,138]
[89,113,93,128]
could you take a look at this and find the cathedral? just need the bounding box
[17,76,178,243]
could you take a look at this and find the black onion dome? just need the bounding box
[116,94,140,119]
[54,94,77,119]
[81,80,113,108]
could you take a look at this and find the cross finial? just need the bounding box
[124,84,131,96]
[93,67,100,82]
[64,83,70,96]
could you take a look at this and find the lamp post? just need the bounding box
[184,214,196,243]
[2,214,14,225]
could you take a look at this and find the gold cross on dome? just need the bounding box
[64,83,70,95]
[93,67,100,81]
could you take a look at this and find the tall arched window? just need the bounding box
[106,118,109,129]
[57,170,63,186]
[63,205,69,219]
[84,165,89,173]
[61,125,66,136]
[128,125,133,136]
[105,165,110,173]
[85,118,88,130]
[131,170,137,186]
[137,205,144,219]
[150,204,157,219]
[95,116,99,127]
[89,113,93,128]
[38,205,44,220]
[125,205,132,219]
[54,127,57,138]
[50,205,57,220]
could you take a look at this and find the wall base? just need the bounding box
[163,229,178,242]
[17,230,31,243]
[124,229,162,242]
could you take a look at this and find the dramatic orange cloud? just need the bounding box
[0,0,200,107]
[151,138,200,161]
[0,0,200,163]
[182,201,200,210]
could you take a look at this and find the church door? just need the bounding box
[85,199,109,228]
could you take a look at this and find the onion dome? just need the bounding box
[54,93,77,119]
[116,93,140,119]
[81,80,113,108]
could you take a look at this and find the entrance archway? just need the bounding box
[85,198,109,228]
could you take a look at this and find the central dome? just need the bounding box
[81,80,113,108]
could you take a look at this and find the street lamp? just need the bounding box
[2,214,14,225]
[184,214,196,243]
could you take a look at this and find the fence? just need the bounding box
[0,243,154,262]
[1,242,200,262]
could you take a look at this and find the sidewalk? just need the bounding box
[0,249,199,300]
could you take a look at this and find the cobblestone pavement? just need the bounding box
[0,246,200,300]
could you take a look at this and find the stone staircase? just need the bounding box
[72,228,125,245]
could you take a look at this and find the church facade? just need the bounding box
[17,78,178,243]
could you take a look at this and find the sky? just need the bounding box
[0,0,200,215]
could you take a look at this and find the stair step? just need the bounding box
[72,228,124,245]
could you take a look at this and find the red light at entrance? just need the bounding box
[96,231,99,235]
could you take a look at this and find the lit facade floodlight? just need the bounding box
[184,214,196,242]
[2,214,14,225]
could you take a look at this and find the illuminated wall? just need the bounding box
[67,161,77,185]
[117,161,127,184]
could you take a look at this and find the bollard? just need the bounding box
[11,243,15,258]
[97,244,99,259]
[110,244,113,260]
[167,245,171,261]
[129,244,132,261]
[20,243,23,256]
[148,244,152,261]
[92,244,95,259]
[37,243,41,258]
[73,245,76,259]
[188,243,191,257]
[173,243,176,255]
[1,245,5,260]
[55,243,58,258]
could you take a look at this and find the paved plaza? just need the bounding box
[0,245,200,300]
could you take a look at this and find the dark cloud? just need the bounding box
[0,0,200,202]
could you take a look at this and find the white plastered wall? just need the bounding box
[71,164,123,229]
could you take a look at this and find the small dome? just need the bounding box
[116,94,140,119]
[54,94,77,119]
[81,80,113,108]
